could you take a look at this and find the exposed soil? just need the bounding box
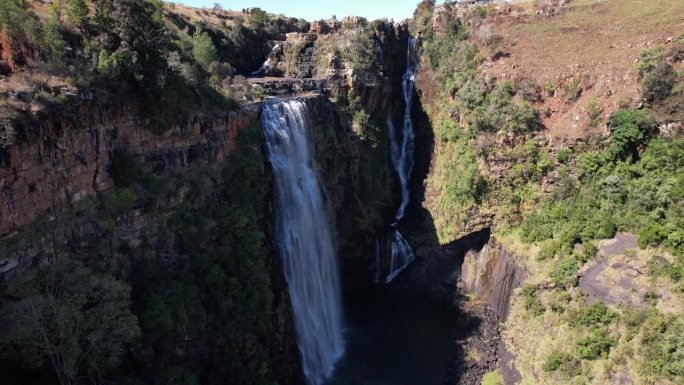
[484,0,684,138]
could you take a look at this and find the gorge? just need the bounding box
[0,1,683,385]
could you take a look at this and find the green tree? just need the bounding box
[0,258,140,385]
[43,1,67,70]
[192,30,218,69]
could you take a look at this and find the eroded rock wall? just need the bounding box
[460,239,525,319]
[0,102,259,238]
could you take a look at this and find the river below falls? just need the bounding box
[326,286,461,385]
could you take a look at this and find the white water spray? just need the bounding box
[251,43,281,76]
[262,99,344,385]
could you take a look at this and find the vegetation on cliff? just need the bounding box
[0,0,307,137]
[0,128,299,385]
[413,1,683,384]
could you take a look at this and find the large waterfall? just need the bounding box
[378,36,420,284]
[262,100,344,385]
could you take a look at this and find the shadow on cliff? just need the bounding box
[383,64,496,383]
[392,205,492,385]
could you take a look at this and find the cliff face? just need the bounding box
[460,239,525,319]
[0,75,400,385]
[0,102,258,239]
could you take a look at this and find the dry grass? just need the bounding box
[486,0,684,137]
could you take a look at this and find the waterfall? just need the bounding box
[391,36,419,222]
[378,36,419,283]
[250,43,280,76]
[262,99,344,385]
[385,230,415,283]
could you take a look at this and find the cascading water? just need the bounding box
[250,43,281,76]
[391,35,419,223]
[377,36,419,284]
[262,99,344,385]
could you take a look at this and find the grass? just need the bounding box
[481,371,504,385]
[503,0,684,67]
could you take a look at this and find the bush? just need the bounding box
[0,258,140,384]
[542,351,573,372]
[522,285,545,316]
[581,242,598,262]
[569,303,616,327]
[66,0,89,25]
[642,61,676,103]
[577,330,615,360]
[638,312,684,380]
[192,31,218,69]
[102,187,138,216]
[637,221,667,248]
[351,109,380,147]
[481,371,504,385]
[586,99,602,127]
[557,148,572,164]
[550,257,579,287]
[563,78,581,101]
[607,109,654,162]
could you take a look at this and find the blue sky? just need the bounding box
[175,0,418,22]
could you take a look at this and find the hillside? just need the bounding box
[412,1,684,384]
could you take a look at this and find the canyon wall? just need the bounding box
[460,239,525,319]
[0,101,258,238]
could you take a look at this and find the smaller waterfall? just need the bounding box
[377,36,420,284]
[385,230,416,283]
[250,43,281,76]
[391,36,419,222]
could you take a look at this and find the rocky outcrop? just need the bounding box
[0,102,259,239]
[460,239,525,319]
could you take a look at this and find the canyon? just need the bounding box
[0,1,683,385]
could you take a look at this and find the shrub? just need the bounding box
[0,258,140,384]
[577,330,615,360]
[642,61,676,103]
[648,257,683,282]
[351,109,380,148]
[550,257,580,287]
[638,312,684,380]
[542,351,573,372]
[522,285,545,316]
[481,371,504,385]
[569,303,616,327]
[544,82,555,97]
[563,78,581,101]
[607,109,654,162]
[102,187,139,216]
[66,0,89,25]
[557,148,572,164]
[192,31,218,69]
[586,99,602,127]
[581,242,598,262]
[637,221,667,248]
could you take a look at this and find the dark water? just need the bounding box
[326,287,459,385]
